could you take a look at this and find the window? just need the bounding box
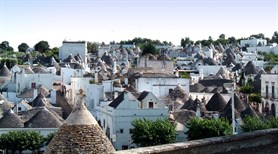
[120,129,124,133]
[266,85,269,98]
[272,85,275,98]
[18,107,21,111]
[103,119,106,128]
[149,102,154,108]
[31,82,36,89]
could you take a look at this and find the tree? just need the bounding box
[0,41,14,52]
[219,34,226,40]
[250,33,265,39]
[87,42,99,53]
[181,37,193,48]
[186,118,232,140]
[18,43,29,52]
[0,131,51,153]
[141,42,158,55]
[130,118,176,147]
[271,31,278,43]
[34,40,50,52]
[0,58,18,69]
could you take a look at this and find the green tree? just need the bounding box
[250,33,265,39]
[34,40,50,52]
[181,37,193,48]
[0,58,18,69]
[271,31,278,43]
[131,118,176,147]
[219,34,226,40]
[18,43,29,52]
[0,41,14,52]
[141,42,158,55]
[186,118,232,140]
[0,131,50,153]
[87,42,99,53]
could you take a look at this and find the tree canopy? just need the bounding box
[0,131,52,154]
[0,41,14,52]
[34,40,50,52]
[130,118,176,147]
[141,42,158,56]
[18,43,29,52]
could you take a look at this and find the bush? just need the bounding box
[131,118,176,147]
[185,118,232,140]
[241,116,270,132]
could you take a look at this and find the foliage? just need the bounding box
[18,43,29,52]
[119,37,171,47]
[131,118,176,147]
[141,42,158,56]
[0,131,53,153]
[241,116,270,132]
[0,41,14,52]
[87,42,99,53]
[34,40,50,52]
[239,85,253,94]
[185,118,232,141]
[179,72,190,79]
[0,58,18,69]
[249,93,261,103]
[181,37,194,47]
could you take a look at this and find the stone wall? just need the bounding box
[113,128,278,154]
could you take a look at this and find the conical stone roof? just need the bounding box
[190,83,205,92]
[24,107,62,128]
[0,64,11,77]
[225,93,247,112]
[45,94,115,154]
[0,109,24,128]
[206,92,227,112]
[170,85,187,100]
[243,61,258,75]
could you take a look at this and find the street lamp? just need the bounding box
[224,82,236,135]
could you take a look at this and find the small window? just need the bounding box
[120,129,124,133]
[31,82,36,89]
[103,119,106,128]
[18,107,22,111]
[149,102,154,108]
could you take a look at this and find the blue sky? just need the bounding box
[0,0,277,49]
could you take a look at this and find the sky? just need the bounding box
[0,0,277,49]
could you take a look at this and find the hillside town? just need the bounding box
[0,34,278,153]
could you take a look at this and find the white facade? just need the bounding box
[96,91,168,150]
[261,74,278,117]
[69,77,104,112]
[136,76,189,98]
[197,65,223,76]
[59,41,87,63]
[240,38,267,47]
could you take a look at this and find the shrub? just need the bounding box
[185,118,232,140]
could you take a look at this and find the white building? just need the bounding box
[59,41,87,63]
[135,73,189,98]
[96,90,168,150]
[240,37,267,47]
[261,71,278,117]
[2,65,54,103]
